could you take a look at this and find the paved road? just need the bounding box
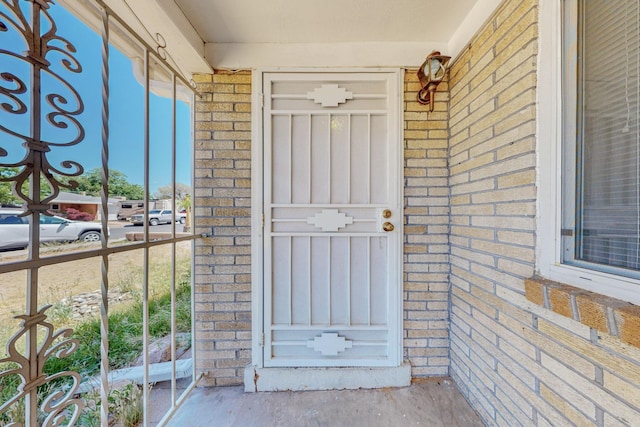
[108,222,186,240]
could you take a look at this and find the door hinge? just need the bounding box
[259,93,264,108]
[259,333,265,347]
[261,213,265,228]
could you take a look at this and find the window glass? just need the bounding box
[563,0,640,278]
[0,214,26,224]
[40,216,67,225]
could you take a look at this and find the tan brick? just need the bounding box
[235,103,252,112]
[195,121,233,131]
[196,102,234,112]
[212,71,251,84]
[212,93,251,103]
[598,333,640,363]
[470,153,536,182]
[451,225,494,240]
[197,83,235,93]
[604,371,640,409]
[405,130,428,139]
[524,278,545,306]
[212,131,252,141]
[497,169,536,188]
[450,127,493,157]
[541,352,640,422]
[211,112,251,122]
[496,137,535,161]
[495,10,537,58]
[547,284,574,319]
[470,239,534,263]
[497,230,534,247]
[603,413,632,427]
[540,383,595,427]
[192,73,213,83]
[538,319,640,386]
[450,152,495,175]
[575,293,610,334]
[614,304,640,348]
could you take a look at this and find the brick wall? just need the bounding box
[193,70,451,384]
[403,72,451,376]
[448,0,640,425]
[193,71,252,387]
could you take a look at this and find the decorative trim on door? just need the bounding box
[307,209,354,232]
[306,84,354,107]
[307,333,353,356]
[255,70,404,374]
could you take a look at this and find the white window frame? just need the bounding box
[537,0,640,306]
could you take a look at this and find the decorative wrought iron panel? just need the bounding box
[0,1,197,425]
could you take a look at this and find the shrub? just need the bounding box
[65,207,94,221]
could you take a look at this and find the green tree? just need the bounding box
[180,193,191,210]
[0,167,20,205]
[0,167,51,205]
[1,167,144,204]
[153,183,191,202]
[69,168,144,200]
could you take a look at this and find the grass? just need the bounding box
[78,382,144,427]
[0,248,192,424]
[41,280,191,379]
[44,277,192,376]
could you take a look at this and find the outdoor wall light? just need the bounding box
[416,51,451,111]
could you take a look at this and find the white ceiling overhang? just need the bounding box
[188,0,504,69]
[61,0,505,73]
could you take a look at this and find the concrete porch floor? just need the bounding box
[166,378,484,427]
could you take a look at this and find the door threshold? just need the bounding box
[243,363,411,392]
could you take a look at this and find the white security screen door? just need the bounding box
[262,71,402,367]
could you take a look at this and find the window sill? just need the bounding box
[524,276,640,349]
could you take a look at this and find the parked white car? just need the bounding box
[0,210,108,250]
[130,209,185,226]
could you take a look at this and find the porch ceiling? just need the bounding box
[94,0,502,73]
[176,0,478,44]
[173,0,500,69]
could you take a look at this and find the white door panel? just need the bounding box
[263,72,402,367]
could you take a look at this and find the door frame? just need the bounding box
[250,67,404,368]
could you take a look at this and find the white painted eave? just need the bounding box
[103,0,211,75]
[60,0,505,73]
[196,0,505,69]
[205,42,449,70]
[57,0,211,76]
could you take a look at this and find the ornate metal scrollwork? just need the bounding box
[0,306,82,426]
[0,0,85,215]
[0,0,85,423]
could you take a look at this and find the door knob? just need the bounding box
[382,222,394,232]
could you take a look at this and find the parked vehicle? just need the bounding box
[177,209,187,224]
[130,209,184,226]
[0,209,108,250]
[116,200,145,221]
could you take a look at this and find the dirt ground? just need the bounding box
[0,240,191,340]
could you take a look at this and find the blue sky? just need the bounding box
[0,2,192,194]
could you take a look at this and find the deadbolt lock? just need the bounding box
[382,222,395,232]
[382,209,392,219]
